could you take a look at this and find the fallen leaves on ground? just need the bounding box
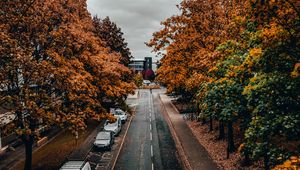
[187,121,263,170]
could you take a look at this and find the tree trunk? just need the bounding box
[218,121,225,140]
[202,118,206,125]
[23,134,34,170]
[243,153,251,166]
[209,119,213,131]
[227,121,235,159]
[263,137,270,170]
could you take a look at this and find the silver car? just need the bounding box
[104,117,122,136]
[93,131,114,150]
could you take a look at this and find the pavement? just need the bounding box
[127,90,139,99]
[159,92,219,170]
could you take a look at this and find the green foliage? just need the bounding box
[149,0,300,169]
[199,4,300,168]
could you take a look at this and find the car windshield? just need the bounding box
[96,132,110,140]
[106,121,117,127]
[114,111,123,115]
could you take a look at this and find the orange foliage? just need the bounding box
[0,0,135,138]
[148,0,247,94]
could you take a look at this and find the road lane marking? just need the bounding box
[152,163,154,170]
[150,118,152,122]
[150,124,152,131]
[151,145,153,157]
[150,132,152,141]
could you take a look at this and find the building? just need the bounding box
[144,57,152,70]
[129,57,153,73]
[128,58,145,72]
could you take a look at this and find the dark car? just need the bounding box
[93,131,114,150]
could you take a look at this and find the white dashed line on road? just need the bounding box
[151,145,153,157]
[149,90,155,170]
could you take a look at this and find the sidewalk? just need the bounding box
[159,93,219,170]
[127,90,139,99]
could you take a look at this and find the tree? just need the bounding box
[92,16,132,66]
[148,0,246,98]
[92,16,136,109]
[240,1,300,169]
[145,69,155,81]
[134,72,143,88]
[149,0,299,169]
[0,0,134,169]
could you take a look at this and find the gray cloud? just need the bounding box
[87,0,181,61]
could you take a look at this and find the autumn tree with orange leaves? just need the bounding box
[0,0,135,169]
[149,0,299,169]
[92,16,135,109]
[148,0,246,98]
[93,16,132,66]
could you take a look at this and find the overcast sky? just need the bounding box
[86,0,181,61]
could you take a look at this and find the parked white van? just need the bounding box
[60,160,91,170]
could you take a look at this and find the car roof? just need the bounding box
[60,161,86,169]
[96,131,111,139]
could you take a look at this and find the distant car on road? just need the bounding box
[93,131,114,150]
[112,109,128,123]
[60,160,91,170]
[104,117,122,136]
[143,80,151,85]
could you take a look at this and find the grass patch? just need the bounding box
[14,120,99,170]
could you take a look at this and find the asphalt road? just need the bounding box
[115,89,182,170]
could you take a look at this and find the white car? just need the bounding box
[113,109,128,123]
[104,117,122,136]
[93,131,114,150]
[143,80,151,85]
[60,161,91,170]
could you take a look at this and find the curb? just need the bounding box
[158,94,192,170]
[110,106,136,170]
